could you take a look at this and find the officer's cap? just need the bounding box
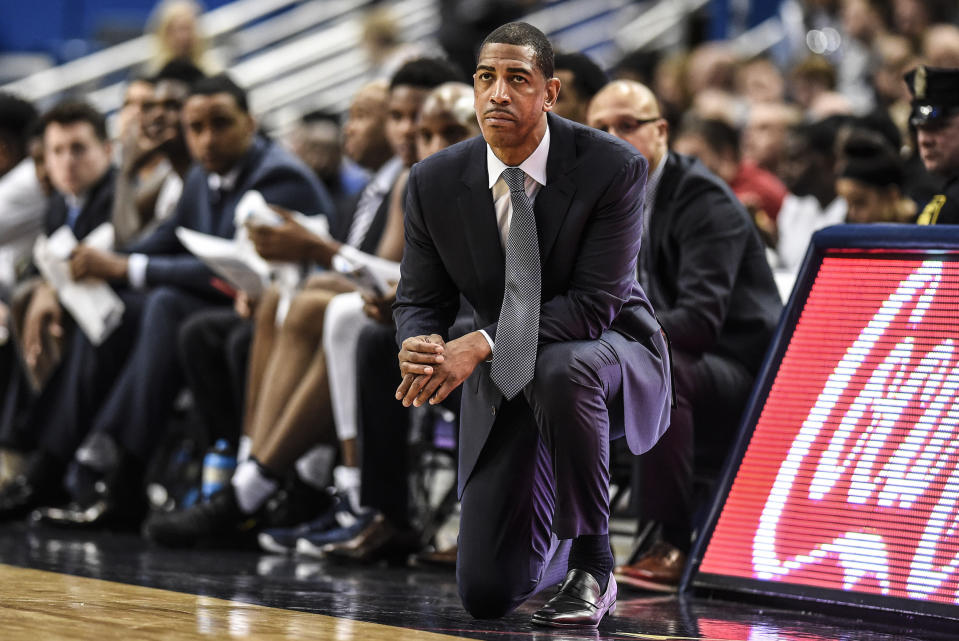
[905,65,959,128]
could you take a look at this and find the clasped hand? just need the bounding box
[395,332,490,408]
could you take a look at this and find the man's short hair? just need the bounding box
[153,59,206,87]
[480,22,554,80]
[678,117,741,160]
[389,57,463,91]
[40,100,108,142]
[187,73,249,113]
[0,93,38,159]
[554,52,607,100]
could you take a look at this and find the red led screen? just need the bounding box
[699,255,959,607]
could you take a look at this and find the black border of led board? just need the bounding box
[681,223,959,624]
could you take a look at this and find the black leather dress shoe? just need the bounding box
[531,569,616,628]
[0,476,47,521]
[0,473,64,522]
[32,480,146,530]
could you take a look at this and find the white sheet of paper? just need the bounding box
[175,226,271,298]
[32,223,125,346]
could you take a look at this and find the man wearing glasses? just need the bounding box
[587,80,782,592]
[908,65,959,225]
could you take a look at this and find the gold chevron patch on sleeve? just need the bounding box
[917,194,947,225]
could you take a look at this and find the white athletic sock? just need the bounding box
[294,444,336,491]
[333,465,363,514]
[231,459,279,514]
[237,435,252,463]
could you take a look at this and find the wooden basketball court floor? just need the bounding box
[0,522,951,641]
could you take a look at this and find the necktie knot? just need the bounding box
[502,167,527,194]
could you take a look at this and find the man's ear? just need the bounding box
[543,77,561,112]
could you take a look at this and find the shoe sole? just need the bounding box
[614,572,679,593]
[530,601,616,628]
[295,537,328,559]
[258,532,295,555]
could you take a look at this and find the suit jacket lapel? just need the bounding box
[459,140,504,306]
[536,114,577,261]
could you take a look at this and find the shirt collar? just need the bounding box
[64,193,86,211]
[486,121,550,189]
[208,165,242,193]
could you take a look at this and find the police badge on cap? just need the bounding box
[904,65,959,127]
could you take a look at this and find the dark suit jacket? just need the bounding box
[644,152,782,375]
[127,137,332,297]
[395,113,672,494]
[45,167,117,241]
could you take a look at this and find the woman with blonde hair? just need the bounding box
[146,0,222,74]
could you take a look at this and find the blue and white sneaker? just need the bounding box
[258,493,347,554]
[294,507,379,559]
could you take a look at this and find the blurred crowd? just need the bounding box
[0,0,956,598]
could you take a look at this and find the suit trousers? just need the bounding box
[33,292,146,463]
[457,334,623,619]
[178,308,251,448]
[90,287,225,461]
[356,322,413,528]
[38,287,223,467]
[635,348,753,551]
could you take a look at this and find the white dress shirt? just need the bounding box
[0,158,47,290]
[129,166,241,289]
[479,123,551,353]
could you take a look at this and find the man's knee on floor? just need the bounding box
[458,573,524,619]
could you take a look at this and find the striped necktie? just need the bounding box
[490,167,541,400]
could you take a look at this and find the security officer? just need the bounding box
[906,65,959,225]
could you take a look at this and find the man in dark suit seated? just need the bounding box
[586,80,783,592]
[393,23,672,627]
[0,75,333,526]
[2,102,116,490]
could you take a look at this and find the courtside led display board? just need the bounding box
[688,225,959,621]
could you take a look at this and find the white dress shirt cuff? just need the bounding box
[478,329,495,362]
[127,253,149,290]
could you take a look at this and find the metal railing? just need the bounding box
[3,0,713,133]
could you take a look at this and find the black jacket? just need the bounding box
[644,152,782,375]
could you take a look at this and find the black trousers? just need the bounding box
[635,349,753,551]
[178,308,251,448]
[457,336,624,619]
[36,287,224,466]
[356,322,413,528]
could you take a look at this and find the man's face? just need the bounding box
[779,132,823,196]
[118,80,154,139]
[473,43,559,155]
[416,100,476,161]
[916,114,959,176]
[292,121,341,181]
[343,86,390,170]
[142,80,188,147]
[182,93,255,174]
[743,106,788,171]
[386,85,430,167]
[44,121,112,197]
[553,69,586,123]
[586,88,667,169]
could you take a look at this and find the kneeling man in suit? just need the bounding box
[393,22,672,627]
